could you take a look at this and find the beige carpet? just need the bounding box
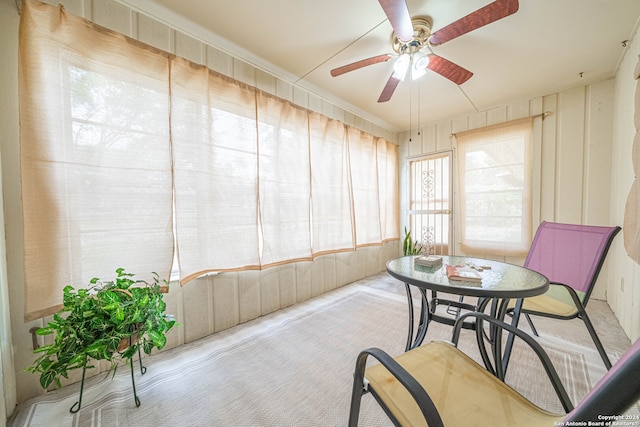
[7,273,631,426]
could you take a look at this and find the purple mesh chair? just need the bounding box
[347,312,640,426]
[519,221,621,369]
[563,336,640,423]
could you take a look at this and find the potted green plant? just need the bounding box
[403,226,423,256]
[27,267,177,411]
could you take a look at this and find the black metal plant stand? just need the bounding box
[69,340,146,413]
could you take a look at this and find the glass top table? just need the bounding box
[386,255,549,299]
[386,255,549,375]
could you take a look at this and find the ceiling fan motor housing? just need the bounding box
[392,18,432,55]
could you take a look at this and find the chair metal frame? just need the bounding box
[348,312,571,426]
[348,311,640,426]
[519,221,621,369]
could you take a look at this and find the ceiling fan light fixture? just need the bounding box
[411,51,429,80]
[411,65,426,81]
[392,54,410,81]
[414,52,430,70]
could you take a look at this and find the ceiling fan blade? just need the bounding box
[378,0,414,43]
[427,55,473,85]
[429,0,519,46]
[330,54,393,77]
[378,74,401,103]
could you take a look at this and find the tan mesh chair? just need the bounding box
[348,312,640,427]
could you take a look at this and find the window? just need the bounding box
[18,1,399,319]
[456,118,533,256]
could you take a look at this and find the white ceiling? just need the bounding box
[118,0,640,132]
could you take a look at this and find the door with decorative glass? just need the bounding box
[408,152,452,255]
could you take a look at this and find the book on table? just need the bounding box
[415,255,443,267]
[446,265,482,283]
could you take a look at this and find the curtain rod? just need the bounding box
[535,111,553,119]
[449,111,553,138]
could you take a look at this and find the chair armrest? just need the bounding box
[350,348,445,427]
[451,312,574,413]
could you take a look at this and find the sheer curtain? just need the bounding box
[456,118,533,256]
[19,0,174,320]
[624,56,640,264]
[19,0,399,315]
[309,113,354,255]
[377,139,400,242]
[0,157,15,419]
[348,128,383,246]
[170,58,261,283]
[257,93,313,267]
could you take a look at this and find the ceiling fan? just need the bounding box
[330,0,519,102]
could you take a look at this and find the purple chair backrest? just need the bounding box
[524,221,621,302]
[564,338,640,422]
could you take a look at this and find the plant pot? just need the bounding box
[117,334,138,352]
[117,324,142,352]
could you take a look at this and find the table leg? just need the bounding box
[403,283,430,351]
[413,288,430,348]
[474,298,497,377]
[404,283,415,352]
[474,297,522,380]
[501,297,523,375]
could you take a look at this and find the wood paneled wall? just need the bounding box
[398,81,616,299]
[170,244,398,348]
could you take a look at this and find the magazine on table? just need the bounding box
[446,265,482,283]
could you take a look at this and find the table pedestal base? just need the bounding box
[404,283,523,379]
